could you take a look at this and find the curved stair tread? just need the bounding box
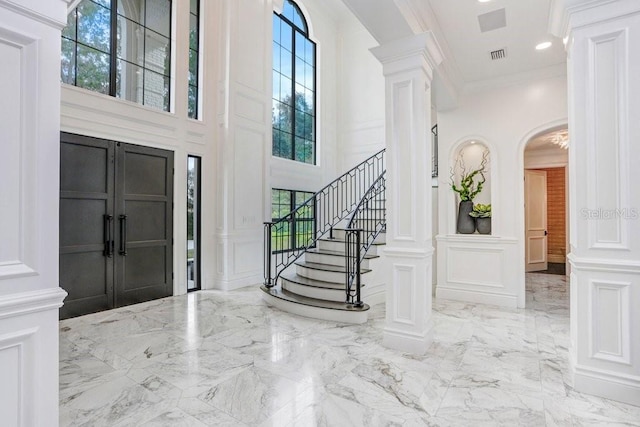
[295,260,372,274]
[261,285,369,312]
[281,272,366,290]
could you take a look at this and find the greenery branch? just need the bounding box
[450,149,489,202]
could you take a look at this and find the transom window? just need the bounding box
[272,0,316,164]
[61,0,172,112]
[271,189,315,252]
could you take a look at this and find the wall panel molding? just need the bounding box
[586,29,630,250]
[392,264,415,325]
[0,288,66,320]
[589,280,631,364]
[0,27,39,280]
[0,327,37,427]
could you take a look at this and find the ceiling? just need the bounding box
[340,0,567,101]
[526,128,569,152]
[427,0,566,86]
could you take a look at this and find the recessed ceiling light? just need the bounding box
[478,0,491,3]
[470,140,476,144]
[536,41,552,50]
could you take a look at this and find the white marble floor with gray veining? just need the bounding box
[59,274,640,426]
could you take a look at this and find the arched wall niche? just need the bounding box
[448,137,497,235]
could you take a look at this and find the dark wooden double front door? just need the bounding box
[60,133,173,319]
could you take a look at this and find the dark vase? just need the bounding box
[457,200,476,234]
[476,217,491,234]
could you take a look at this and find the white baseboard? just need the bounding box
[435,286,517,308]
[212,275,262,291]
[572,363,640,407]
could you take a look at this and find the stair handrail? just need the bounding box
[264,149,385,287]
[345,171,386,306]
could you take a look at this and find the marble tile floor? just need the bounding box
[59,274,640,426]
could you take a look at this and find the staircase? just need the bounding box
[261,151,386,324]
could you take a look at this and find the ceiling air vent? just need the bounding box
[490,48,507,60]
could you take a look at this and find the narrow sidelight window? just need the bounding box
[187,156,201,291]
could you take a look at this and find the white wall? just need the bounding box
[436,75,568,307]
[336,20,385,172]
[0,0,70,424]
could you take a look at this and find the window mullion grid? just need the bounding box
[74,9,78,86]
[166,1,172,111]
[290,27,296,161]
[109,0,118,97]
[142,7,147,106]
[290,191,296,251]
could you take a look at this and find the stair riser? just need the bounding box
[261,292,367,324]
[296,265,354,283]
[317,239,380,256]
[304,253,370,269]
[329,231,386,245]
[282,280,347,302]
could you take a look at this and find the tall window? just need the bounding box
[61,0,172,112]
[271,189,315,252]
[272,1,316,164]
[188,0,200,119]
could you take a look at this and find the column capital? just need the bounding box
[370,32,444,78]
[550,0,640,38]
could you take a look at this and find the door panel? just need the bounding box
[60,134,174,319]
[525,169,548,272]
[115,143,173,306]
[59,134,115,318]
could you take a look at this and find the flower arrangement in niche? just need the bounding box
[450,147,490,234]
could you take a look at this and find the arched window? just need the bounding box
[272,0,316,164]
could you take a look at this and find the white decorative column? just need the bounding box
[552,0,640,406]
[0,0,70,424]
[371,33,443,355]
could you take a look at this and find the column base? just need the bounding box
[572,362,640,407]
[383,323,433,355]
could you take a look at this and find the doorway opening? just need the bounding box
[523,128,569,276]
[187,155,201,292]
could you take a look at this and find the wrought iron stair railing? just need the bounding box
[264,149,385,288]
[345,172,386,306]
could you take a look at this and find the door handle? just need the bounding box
[119,214,128,256]
[544,230,548,236]
[103,214,113,257]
